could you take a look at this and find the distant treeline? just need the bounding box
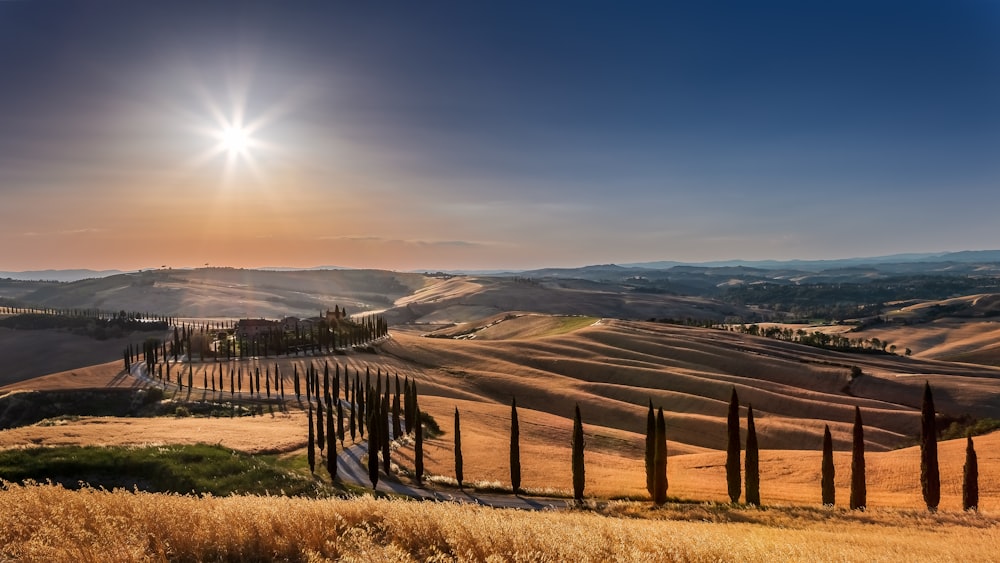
[0,308,170,340]
[718,275,1000,321]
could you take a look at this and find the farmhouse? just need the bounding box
[235,318,279,339]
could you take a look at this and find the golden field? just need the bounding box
[0,482,997,562]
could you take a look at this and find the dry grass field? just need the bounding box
[0,482,997,562]
[384,275,748,326]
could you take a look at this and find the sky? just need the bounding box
[1,1,998,271]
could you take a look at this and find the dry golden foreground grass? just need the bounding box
[1,482,997,563]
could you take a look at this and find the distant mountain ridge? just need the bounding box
[620,250,1000,271]
[4,250,1000,281]
[0,269,125,282]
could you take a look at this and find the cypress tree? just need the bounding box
[373,371,382,429]
[337,396,345,447]
[822,424,835,506]
[403,377,414,434]
[349,377,357,441]
[963,435,979,512]
[850,406,867,510]
[392,386,402,439]
[326,397,337,480]
[726,387,741,504]
[414,406,424,486]
[745,404,760,506]
[572,403,585,502]
[393,373,402,437]
[323,362,330,404]
[653,407,667,505]
[455,407,464,488]
[316,400,325,452]
[307,405,316,474]
[920,381,940,512]
[368,412,380,489]
[381,386,391,474]
[358,371,365,439]
[510,396,521,493]
[645,399,655,497]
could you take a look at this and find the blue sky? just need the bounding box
[1,1,998,270]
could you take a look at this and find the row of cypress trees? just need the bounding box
[313,375,982,512]
[713,383,980,511]
[450,400,587,501]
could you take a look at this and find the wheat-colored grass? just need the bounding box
[0,411,310,454]
[0,482,997,562]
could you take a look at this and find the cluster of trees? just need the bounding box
[722,323,906,355]
[144,313,388,363]
[0,305,174,324]
[121,312,389,393]
[303,365,423,489]
[719,276,1000,322]
[0,309,169,340]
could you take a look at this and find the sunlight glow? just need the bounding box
[221,126,250,154]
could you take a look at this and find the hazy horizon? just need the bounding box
[2,2,998,271]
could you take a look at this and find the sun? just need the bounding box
[220,126,250,154]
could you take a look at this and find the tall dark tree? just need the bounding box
[653,407,667,505]
[572,404,585,502]
[349,376,357,441]
[326,398,337,480]
[744,404,760,506]
[305,365,311,403]
[726,387,741,504]
[454,407,464,488]
[381,386,391,474]
[337,396,346,447]
[920,381,941,512]
[403,377,414,434]
[850,406,867,511]
[414,406,424,486]
[822,424,835,506]
[393,374,402,438]
[392,386,402,439]
[963,435,979,512]
[645,399,655,497]
[510,396,521,494]
[357,372,365,438]
[316,399,325,452]
[307,405,316,474]
[368,413,380,489]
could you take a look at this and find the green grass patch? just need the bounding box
[0,444,323,497]
[538,315,599,337]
